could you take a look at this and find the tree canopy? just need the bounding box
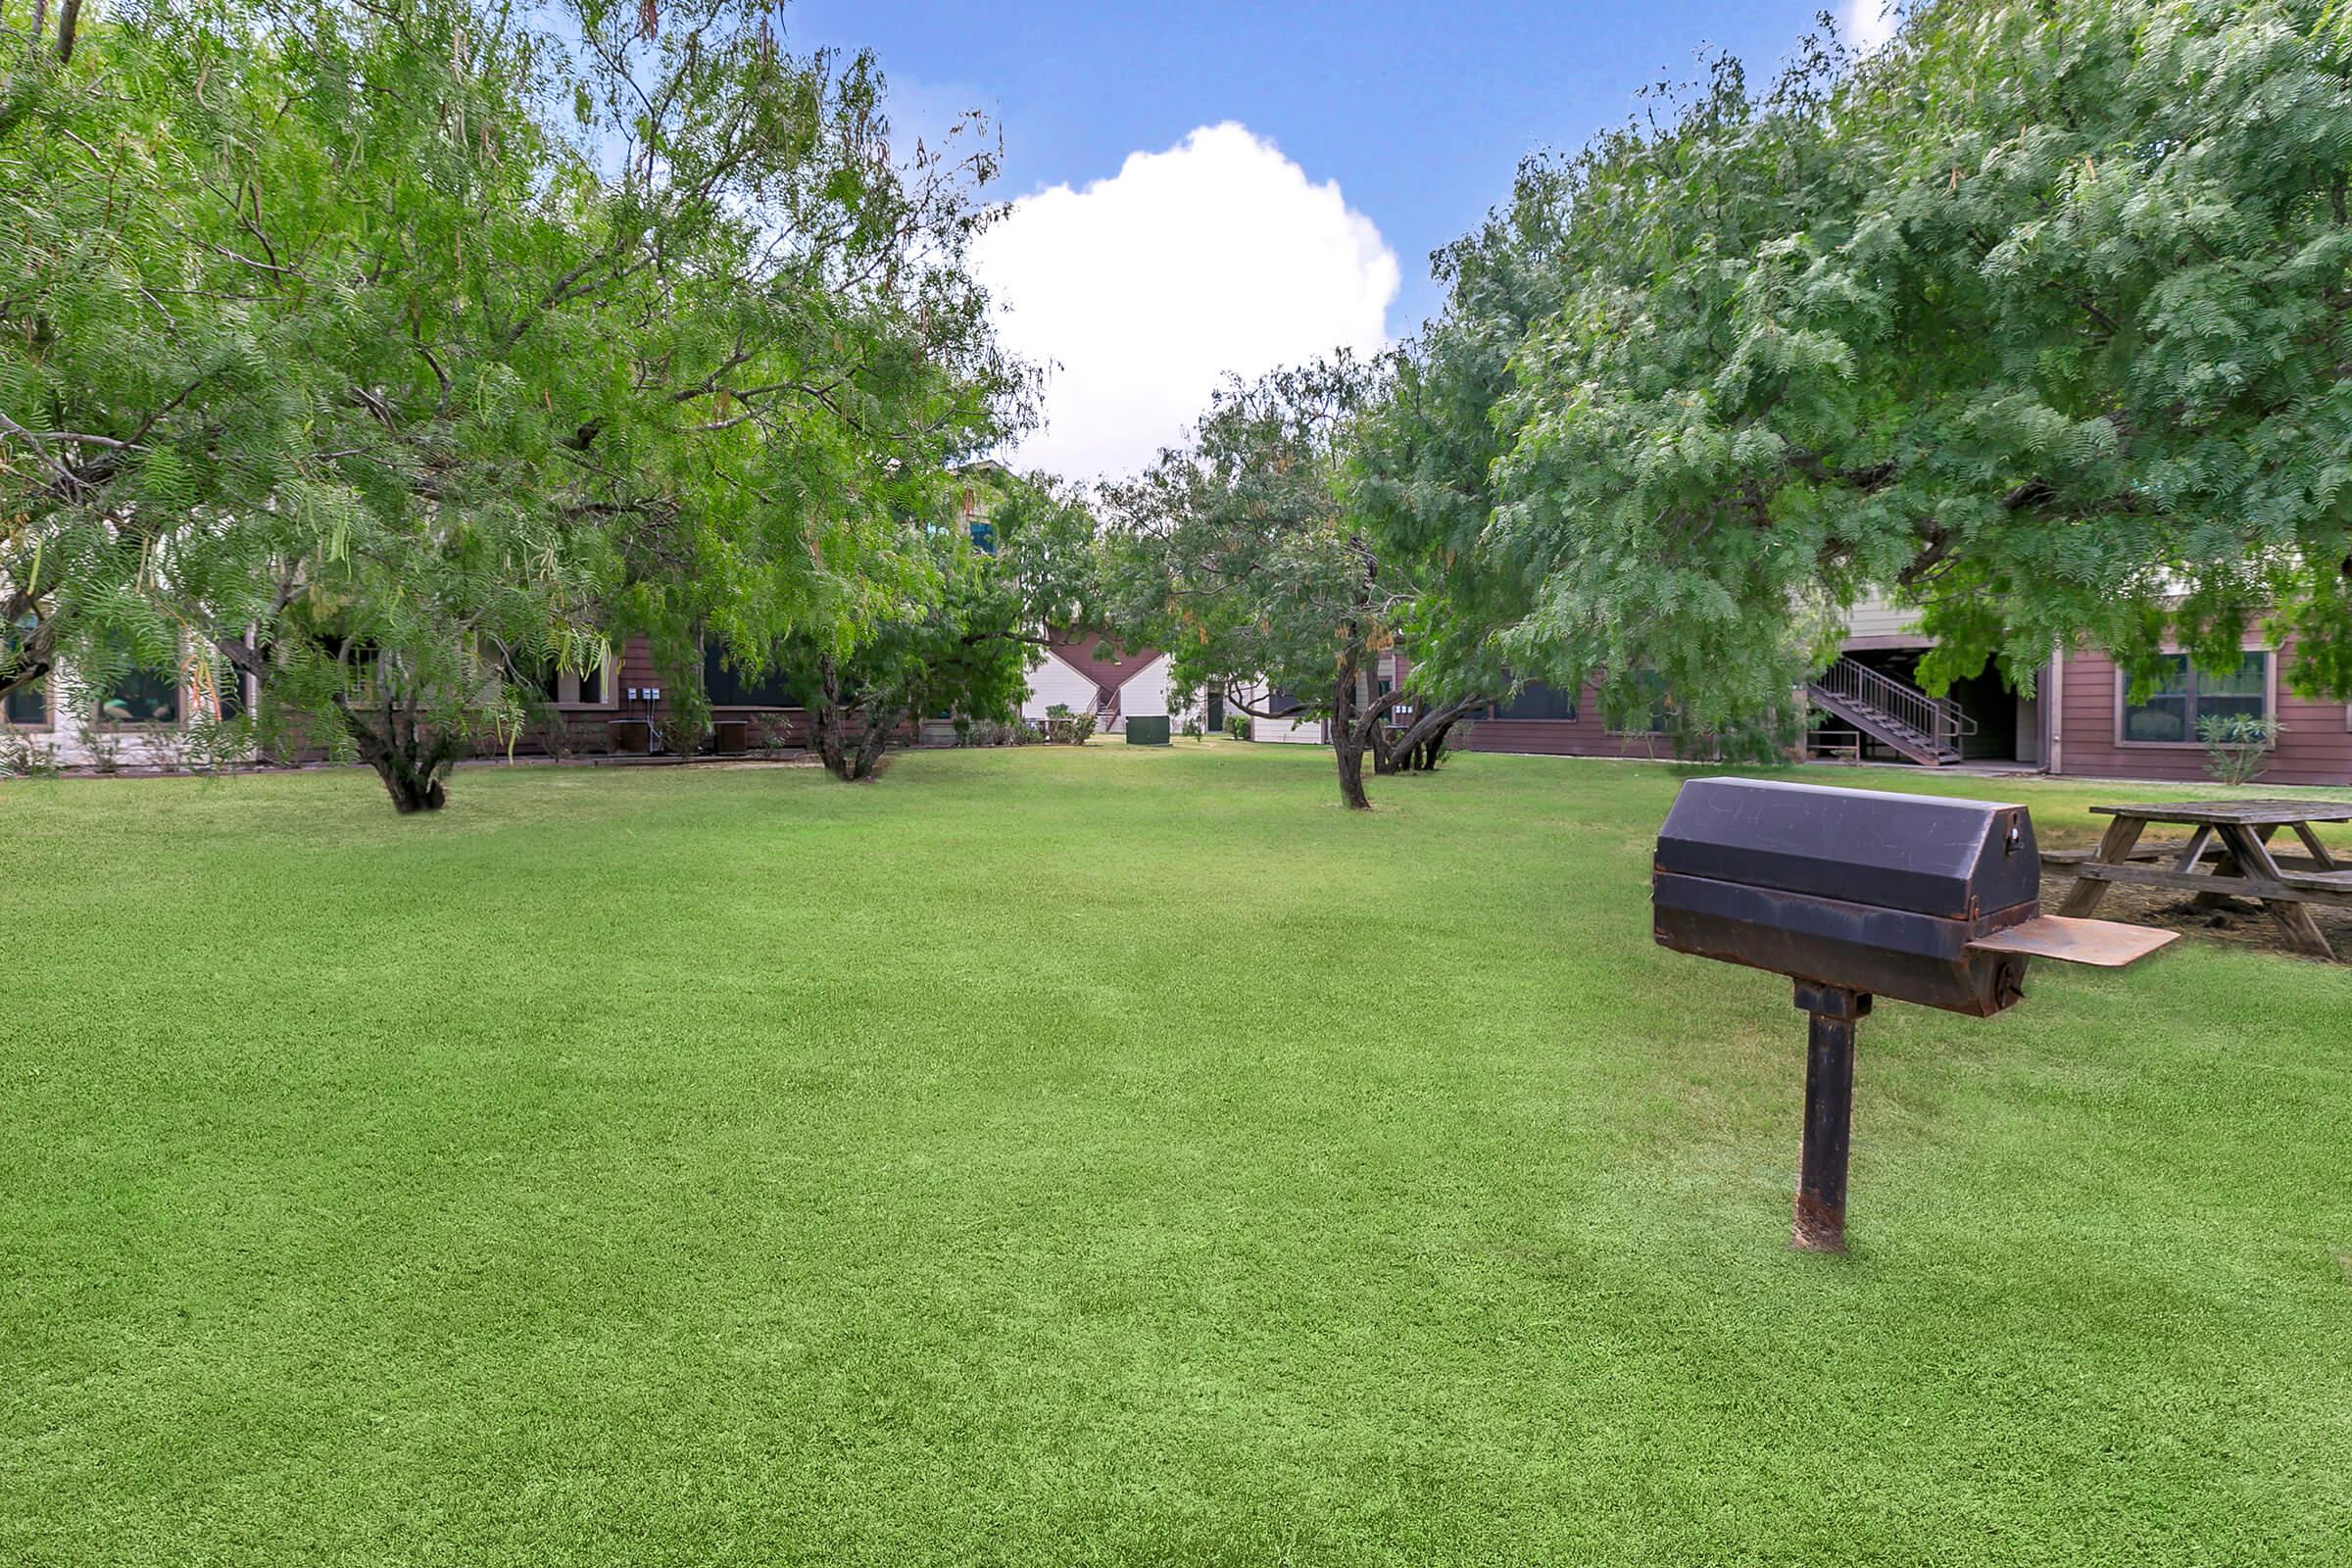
[0,0,1028,808]
[1102,359,1485,809]
[1467,0,2352,734]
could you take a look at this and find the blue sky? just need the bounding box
[779,1,1891,478]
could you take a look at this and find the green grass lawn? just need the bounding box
[6,743,2349,1566]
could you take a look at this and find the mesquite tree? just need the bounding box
[1103,360,1481,810]
[0,1,1028,811]
[774,467,1095,781]
[1480,0,2352,726]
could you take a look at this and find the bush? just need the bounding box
[76,724,124,774]
[530,701,576,763]
[752,713,794,757]
[0,729,61,779]
[2198,713,2279,786]
[180,713,256,774]
[1042,704,1096,745]
[957,718,1023,747]
[1182,717,1203,740]
[1224,712,1251,741]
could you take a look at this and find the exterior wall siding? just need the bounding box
[1019,648,1105,724]
[2052,641,2352,788]
[1458,692,1686,760]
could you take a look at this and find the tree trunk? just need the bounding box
[809,658,901,781]
[811,657,851,777]
[332,692,460,813]
[1330,666,1369,809]
[1386,696,1483,774]
[848,704,902,780]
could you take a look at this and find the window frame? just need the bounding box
[2112,648,2276,750]
[549,659,618,710]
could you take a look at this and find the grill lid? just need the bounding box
[1654,778,2039,919]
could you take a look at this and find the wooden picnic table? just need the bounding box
[2053,799,2352,958]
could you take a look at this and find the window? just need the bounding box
[2119,653,2269,745]
[1605,669,1677,735]
[99,665,181,726]
[4,626,45,725]
[513,656,612,708]
[1491,678,1577,722]
[1264,688,1303,718]
[703,643,796,708]
[969,520,996,555]
[5,676,45,726]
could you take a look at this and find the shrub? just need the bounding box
[2198,713,2279,787]
[956,718,1022,747]
[1182,717,1203,739]
[1042,703,1095,744]
[0,729,61,779]
[180,713,256,774]
[530,701,576,763]
[1224,713,1252,741]
[76,724,124,774]
[752,714,794,757]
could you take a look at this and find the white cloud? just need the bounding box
[1843,0,1898,51]
[972,122,1400,483]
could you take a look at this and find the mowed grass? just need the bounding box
[4,742,2349,1567]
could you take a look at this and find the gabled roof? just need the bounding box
[1045,626,1160,693]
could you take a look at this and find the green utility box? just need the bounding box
[1124,715,1171,746]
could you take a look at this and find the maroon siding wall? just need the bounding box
[1383,655,1679,760]
[2053,642,2352,788]
[1460,692,1689,760]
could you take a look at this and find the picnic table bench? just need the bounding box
[2051,799,2352,958]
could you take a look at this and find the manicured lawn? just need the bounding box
[5,743,2348,1566]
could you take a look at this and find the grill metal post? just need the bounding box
[1790,981,1871,1253]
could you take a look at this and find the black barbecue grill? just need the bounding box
[1652,778,2175,1251]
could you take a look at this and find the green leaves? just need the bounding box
[1406,0,2352,731]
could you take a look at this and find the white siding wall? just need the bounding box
[3,657,223,768]
[1233,680,1324,745]
[1020,649,1103,723]
[1843,591,1924,640]
[1020,649,1203,735]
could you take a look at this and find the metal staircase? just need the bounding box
[1094,685,1120,735]
[1806,658,1973,765]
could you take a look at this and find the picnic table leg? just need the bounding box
[2222,824,2336,959]
[2057,815,2146,916]
[2290,820,2339,871]
[2198,823,2278,909]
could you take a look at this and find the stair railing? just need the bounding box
[1812,657,1976,756]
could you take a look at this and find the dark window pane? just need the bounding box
[576,664,604,706]
[2121,653,2268,740]
[1609,670,1675,733]
[703,643,795,707]
[969,520,996,555]
[2123,694,2190,742]
[1493,678,1577,721]
[6,678,45,725]
[1265,688,1302,717]
[102,667,179,725]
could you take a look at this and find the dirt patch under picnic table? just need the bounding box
[2037,867,2352,964]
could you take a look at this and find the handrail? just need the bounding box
[1811,658,1976,756]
